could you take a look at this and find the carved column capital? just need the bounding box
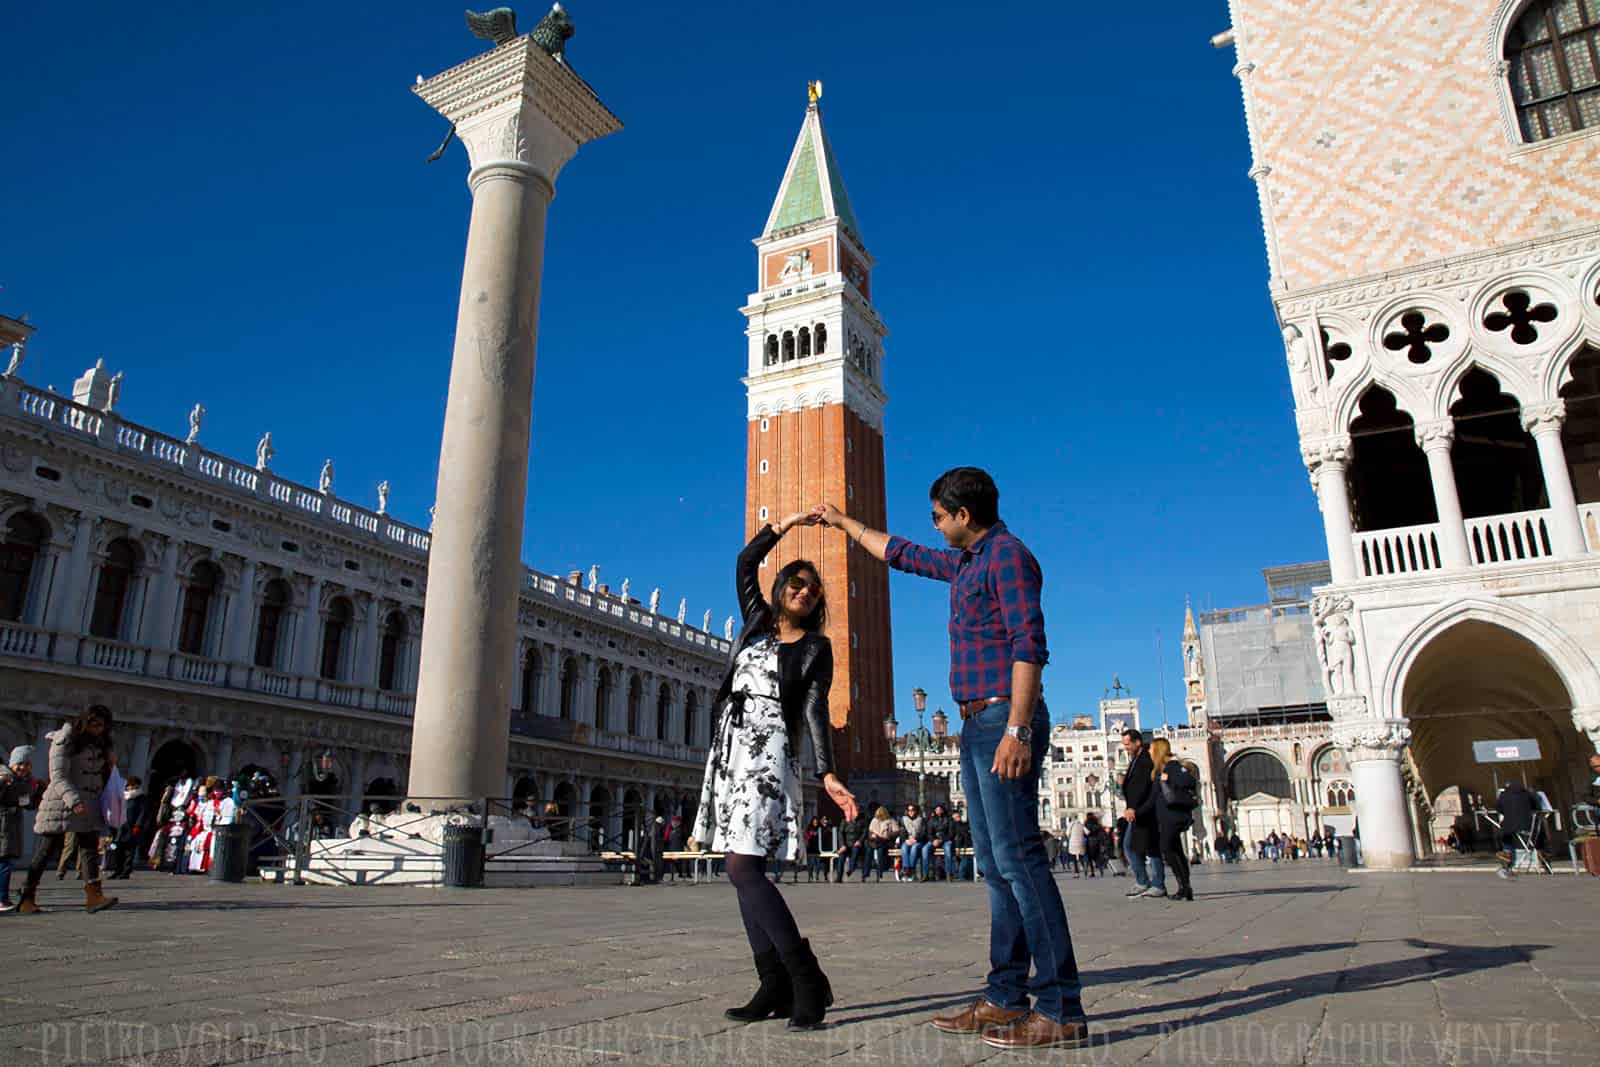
[1413,419,1455,452]
[1333,719,1411,760]
[1301,434,1351,473]
[1520,400,1565,435]
[1571,704,1600,745]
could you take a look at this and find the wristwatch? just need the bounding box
[1005,725,1032,744]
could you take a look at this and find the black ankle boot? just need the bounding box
[724,948,792,1022]
[781,938,834,1030]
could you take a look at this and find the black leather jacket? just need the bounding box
[712,525,836,780]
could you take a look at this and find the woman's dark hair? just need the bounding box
[68,703,115,754]
[769,559,828,632]
[929,467,1000,526]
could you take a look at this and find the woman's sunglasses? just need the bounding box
[785,576,822,594]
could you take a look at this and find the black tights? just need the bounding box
[725,853,802,956]
[1159,826,1191,892]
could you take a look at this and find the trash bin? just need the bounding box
[208,823,251,883]
[1337,835,1360,868]
[442,823,484,888]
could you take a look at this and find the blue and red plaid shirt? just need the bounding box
[884,520,1048,702]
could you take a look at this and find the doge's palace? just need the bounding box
[0,320,729,843]
[1222,0,1600,866]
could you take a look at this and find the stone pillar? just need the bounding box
[362,594,383,688]
[225,558,258,664]
[348,749,369,811]
[296,577,324,678]
[212,734,235,782]
[540,644,562,718]
[48,511,98,661]
[1414,421,1471,569]
[1338,720,1414,869]
[1303,436,1359,584]
[140,536,180,672]
[576,656,598,726]
[1523,402,1588,558]
[127,726,153,785]
[405,37,620,802]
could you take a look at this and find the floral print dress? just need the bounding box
[692,634,804,862]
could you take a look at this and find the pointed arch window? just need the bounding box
[814,323,827,354]
[798,327,811,358]
[765,335,779,366]
[1506,0,1600,141]
[782,331,795,362]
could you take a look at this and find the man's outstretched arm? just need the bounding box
[818,503,960,581]
[817,504,891,561]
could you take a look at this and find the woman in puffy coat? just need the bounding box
[17,704,119,914]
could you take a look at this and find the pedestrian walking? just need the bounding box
[107,775,148,880]
[690,509,859,1030]
[1066,815,1087,876]
[16,704,120,914]
[1147,739,1197,901]
[1120,729,1166,898]
[821,467,1088,1049]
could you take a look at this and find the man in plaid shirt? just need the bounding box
[821,467,1088,1051]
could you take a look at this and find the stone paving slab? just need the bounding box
[1,862,1595,1065]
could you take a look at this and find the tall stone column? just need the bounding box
[1303,436,1359,583]
[1523,402,1587,558]
[1336,719,1414,869]
[127,727,153,785]
[295,575,324,700]
[140,536,180,673]
[407,33,621,801]
[212,734,235,782]
[1414,421,1471,568]
[225,558,258,664]
[48,511,98,662]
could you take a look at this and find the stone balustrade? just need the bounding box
[1347,504,1591,580]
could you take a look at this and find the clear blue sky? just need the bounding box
[1,2,1325,729]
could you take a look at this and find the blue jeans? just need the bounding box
[0,857,11,901]
[871,845,888,878]
[1123,822,1166,890]
[901,841,924,877]
[935,840,956,879]
[961,700,1085,1024]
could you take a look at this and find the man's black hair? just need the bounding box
[1121,727,1144,745]
[929,467,1000,527]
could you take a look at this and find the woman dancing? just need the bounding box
[690,508,859,1030]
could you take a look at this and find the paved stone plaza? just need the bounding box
[1,862,1594,1066]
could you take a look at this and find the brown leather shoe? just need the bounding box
[981,1011,1090,1050]
[929,997,1028,1035]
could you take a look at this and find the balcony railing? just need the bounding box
[1355,523,1443,578]
[0,621,51,659]
[1349,505,1592,581]
[170,652,225,686]
[1465,509,1553,566]
[80,636,146,674]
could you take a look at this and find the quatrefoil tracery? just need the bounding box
[1483,290,1557,345]
[1382,311,1450,365]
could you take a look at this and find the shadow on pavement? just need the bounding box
[1087,937,1547,1043]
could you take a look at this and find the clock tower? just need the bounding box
[741,87,894,777]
